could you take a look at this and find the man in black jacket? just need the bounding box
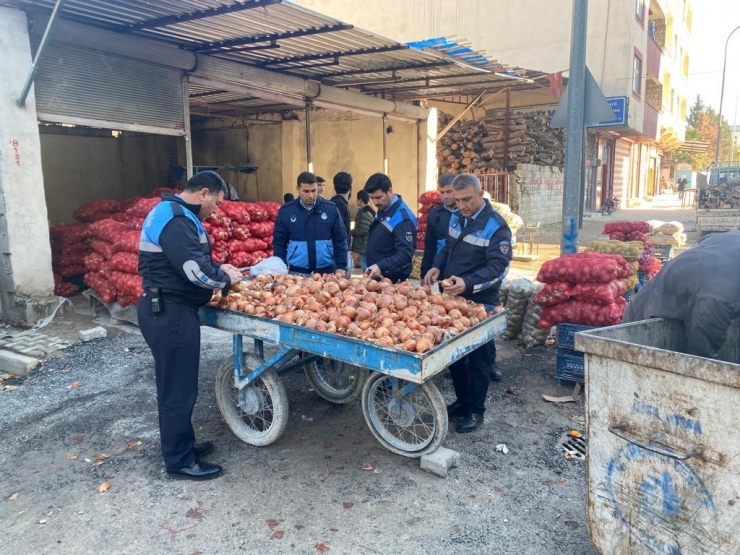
[364,173,417,282]
[420,173,456,278]
[331,171,353,274]
[424,173,512,433]
[138,171,243,480]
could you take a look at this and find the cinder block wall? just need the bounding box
[510,164,564,226]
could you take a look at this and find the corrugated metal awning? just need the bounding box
[12,0,549,115]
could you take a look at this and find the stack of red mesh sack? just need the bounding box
[49,223,92,296]
[203,200,277,268]
[603,221,662,280]
[416,191,441,250]
[83,215,143,307]
[534,253,631,328]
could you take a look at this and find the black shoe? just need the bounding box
[166,460,223,481]
[456,413,484,434]
[490,364,502,382]
[447,400,468,419]
[193,441,214,458]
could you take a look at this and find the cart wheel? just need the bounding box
[305,358,369,404]
[361,373,448,458]
[215,354,289,447]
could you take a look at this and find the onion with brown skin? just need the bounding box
[217,272,493,351]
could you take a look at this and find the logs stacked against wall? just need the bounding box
[437,110,566,174]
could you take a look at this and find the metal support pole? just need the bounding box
[732,86,740,163]
[714,25,740,167]
[182,76,194,179]
[503,88,511,174]
[17,0,65,107]
[305,101,313,173]
[382,115,389,175]
[560,0,588,255]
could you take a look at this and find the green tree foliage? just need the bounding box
[678,96,736,169]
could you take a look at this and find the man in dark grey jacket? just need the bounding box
[623,231,740,360]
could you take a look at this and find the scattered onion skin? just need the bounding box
[212,274,493,351]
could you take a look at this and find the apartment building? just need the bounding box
[295,0,692,210]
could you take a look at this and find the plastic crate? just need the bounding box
[652,244,674,262]
[556,351,585,385]
[623,289,636,302]
[637,271,649,286]
[556,323,597,351]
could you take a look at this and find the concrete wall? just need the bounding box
[0,6,55,322]
[282,111,422,208]
[510,164,565,226]
[40,130,178,223]
[191,121,283,203]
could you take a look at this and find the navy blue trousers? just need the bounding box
[450,341,492,415]
[138,298,201,470]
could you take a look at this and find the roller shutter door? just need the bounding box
[34,43,185,136]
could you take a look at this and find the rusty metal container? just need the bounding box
[575,319,740,555]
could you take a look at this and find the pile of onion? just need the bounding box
[208,274,492,353]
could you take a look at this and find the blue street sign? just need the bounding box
[588,96,627,127]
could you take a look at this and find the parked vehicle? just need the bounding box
[697,164,740,234]
[600,196,620,216]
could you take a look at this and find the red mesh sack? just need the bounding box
[125,197,161,219]
[90,239,115,260]
[533,282,572,307]
[569,280,628,305]
[84,272,117,304]
[110,252,139,274]
[73,200,121,223]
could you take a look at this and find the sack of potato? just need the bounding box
[586,240,643,262]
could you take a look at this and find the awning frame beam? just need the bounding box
[119,0,283,32]
[258,44,408,68]
[194,23,353,54]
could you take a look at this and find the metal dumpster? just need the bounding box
[575,319,740,555]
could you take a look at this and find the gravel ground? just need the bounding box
[0,328,596,555]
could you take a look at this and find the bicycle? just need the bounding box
[600,196,620,216]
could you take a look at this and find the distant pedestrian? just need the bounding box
[331,171,353,274]
[352,190,375,272]
[677,176,687,200]
[316,176,326,198]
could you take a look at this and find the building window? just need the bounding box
[633,51,643,97]
[636,0,645,23]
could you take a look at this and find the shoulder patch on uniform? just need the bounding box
[405,231,413,242]
[500,241,510,254]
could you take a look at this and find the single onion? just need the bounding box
[416,338,434,353]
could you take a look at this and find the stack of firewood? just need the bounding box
[437,110,566,174]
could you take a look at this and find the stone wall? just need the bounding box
[510,164,564,226]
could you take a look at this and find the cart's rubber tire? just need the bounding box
[305,358,369,404]
[215,354,288,447]
[361,373,448,458]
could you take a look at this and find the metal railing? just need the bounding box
[480,171,510,206]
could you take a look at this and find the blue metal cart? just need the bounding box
[199,306,507,458]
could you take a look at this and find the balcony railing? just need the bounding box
[646,35,661,78]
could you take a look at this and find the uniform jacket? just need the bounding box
[351,205,375,255]
[433,201,512,305]
[272,197,348,275]
[421,203,454,278]
[366,195,417,282]
[330,194,351,244]
[138,194,230,307]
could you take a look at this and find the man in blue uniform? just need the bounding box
[424,173,512,433]
[420,173,456,279]
[138,171,243,480]
[273,172,348,276]
[363,173,417,282]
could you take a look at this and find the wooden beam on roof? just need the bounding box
[119,0,283,32]
[257,44,409,67]
[193,23,353,53]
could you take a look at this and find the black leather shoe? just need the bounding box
[193,441,214,458]
[166,460,223,481]
[456,413,484,434]
[446,400,468,418]
[490,363,503,382]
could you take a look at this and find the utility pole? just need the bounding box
[560,0,588,255]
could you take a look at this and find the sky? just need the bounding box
[687,0,740,125]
